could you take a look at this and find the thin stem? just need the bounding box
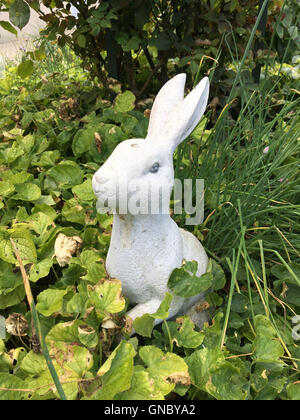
[163,320,173,353]
[10,239,67,401]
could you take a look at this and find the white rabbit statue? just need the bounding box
[92,74,210,328]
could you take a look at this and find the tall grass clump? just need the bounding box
[172,11,300,387]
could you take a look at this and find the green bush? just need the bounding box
[1,0,299,97]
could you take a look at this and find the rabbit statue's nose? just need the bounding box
[92,173,109,193]
[93,167,109,183]
[94,174,109,184]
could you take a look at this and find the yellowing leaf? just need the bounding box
[0,228,37,264]
[0,373,27,400]
[139,346,190,396]
[172,315,205,348]
[88,279,125,316]
[91,341,135,400]
[114,91,136,113]
[117,367,164,400]
[185,347,247,400]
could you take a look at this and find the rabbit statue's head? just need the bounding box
[92,74,209,215]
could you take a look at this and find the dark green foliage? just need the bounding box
[1,0,300,98]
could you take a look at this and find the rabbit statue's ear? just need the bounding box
[148,76,210,152]
[146,73,186,140]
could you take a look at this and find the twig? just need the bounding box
[10,239,67,401]
[143,46,155,70]
[0,376,99,394]
[136,66,159,97]
[0,387,34,393]
[225,352,253,359]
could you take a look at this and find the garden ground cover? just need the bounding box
[0,40,299,400]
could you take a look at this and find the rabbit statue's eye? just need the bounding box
[149,162,160,173]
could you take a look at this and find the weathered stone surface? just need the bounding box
[92,74,210,327]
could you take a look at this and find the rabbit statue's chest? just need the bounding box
[105,215,183,303]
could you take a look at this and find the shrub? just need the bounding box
[1,0,299,97]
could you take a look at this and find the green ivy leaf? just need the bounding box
[21,351,47,376]
[231,293,249,313]
[0,373,27,400]
[207,258,226,290]
[59,344,93,378]
[88,279,125,319]
[78,325,98,348]
[76,34,86,48]
[114,91,136,113]
[286,383,300,400]
[202,312,224,349]
[5,142,24,163]
[171,315,205,348]
[46,321,80,345]
[0,228,37,264]
[48,162,83,189]
[32,150,60,167]
[252,315,284,363]
[14,183,41,201]
[0,180,15,197]
[133,292,173,337]
[82,264,107,284]
[21,346,93,400]
[36,288,68,317]
[17,60,34,79]
[72,249,106,283]
[72,128,94,156]
[0,261,23,293]
[117,367,164,400]
[271,263,300,286]
[29,258,53,283]
[61,198,86,225]
[0,285,25,309]
[9,0,30,30]
[185,347,247,400]
[168,260,213,297]
[0,21,18,36]
[122,36,141,52]
[285,284,300,306]
[25,212,54,244]
[67,293,89,316]
[139,346,190,396]
[90,341,135,400]
[72,179,95,202]
[2,171,33,185]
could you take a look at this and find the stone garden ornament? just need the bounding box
[92,74,210,328]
